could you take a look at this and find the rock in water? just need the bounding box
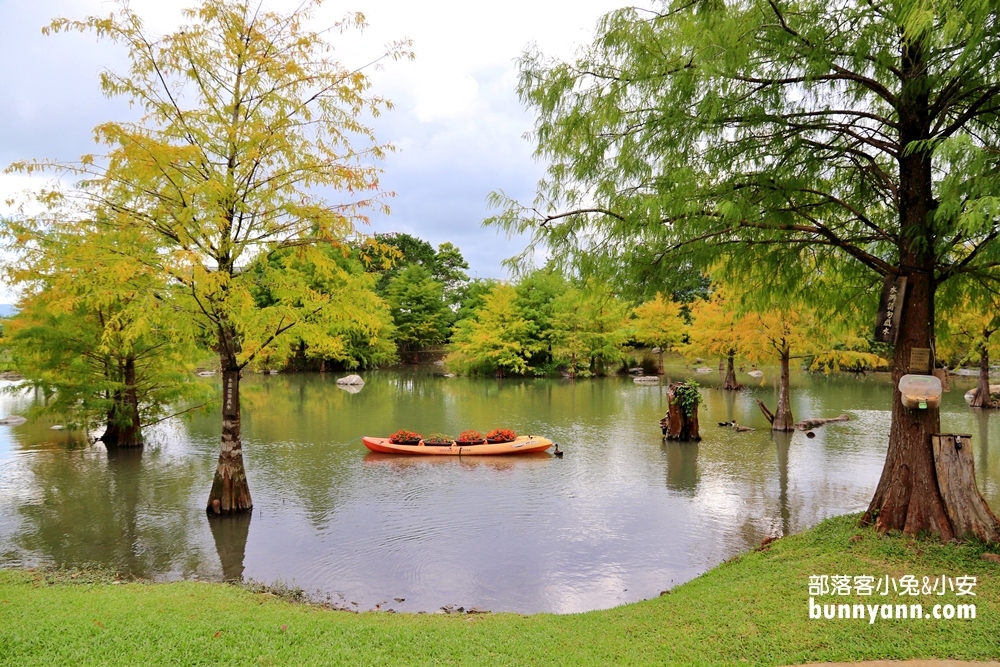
[336,374,365,386]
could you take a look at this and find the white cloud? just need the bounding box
[412,70,481,122]
[0,0,634,292]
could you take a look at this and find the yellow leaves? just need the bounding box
[811,350,888,373]
[685,280,886,369]
[631,293,685,350]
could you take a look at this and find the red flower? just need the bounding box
[486,428,516,443]
[389,429,422,443]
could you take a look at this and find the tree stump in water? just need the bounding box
[660,382,701,441]
[931,434,1000,542]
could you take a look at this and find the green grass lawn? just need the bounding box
[2,514,999,666]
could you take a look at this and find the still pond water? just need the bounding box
[1,367,999,613]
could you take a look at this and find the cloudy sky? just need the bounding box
[0,0,632,300]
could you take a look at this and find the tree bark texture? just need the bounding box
[101,357,143,447]
[931,435,1000,542]
[722,351,741,390]
[864,34,962,539]
[207,367,253,514]
[771,351,794,431]
[865,267,952,537]
[970,347,994,408]
[661,382,701,441]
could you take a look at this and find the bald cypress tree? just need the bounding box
[19,0,411,513]
[491,0,1000,539]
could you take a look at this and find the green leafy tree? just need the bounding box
[433,241,470,308]
[363,233,436,293]
[447,284,541,377]
[514,268,568,368]
[20,0,411,513]
[384,264,452,353]
[363,234,470,309]
[549,284,630,377]
[489,0,1000,540]
[1,208,204,446]
[548,288,592,378]
[454,278,500,323]
[247,246,397,372]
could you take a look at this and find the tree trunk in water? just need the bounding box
[722,351,740,390]
[771,350,794,431]
[101,358,143,447]
[970,346,992,408]
[207,367,252,514]
[661,382,701,441]
[101,395,122,445]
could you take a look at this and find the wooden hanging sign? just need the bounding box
[909,347,931,373]
[874,274,907,343]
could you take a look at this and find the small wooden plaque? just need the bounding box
[909,348,931,373]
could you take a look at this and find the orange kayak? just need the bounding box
[362,435,553,456]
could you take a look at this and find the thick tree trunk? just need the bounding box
[932,435,1000,541]
[863,34,973,539]
[102,397,122,445]
[970,347,993,408]
[207,365,252,514]
[865,268,954,537]
[661,382,701,441]
[722,350,741,390]
[101,358,143,447]
[771,350,794,431]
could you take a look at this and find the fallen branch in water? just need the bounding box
[793,414,850,430]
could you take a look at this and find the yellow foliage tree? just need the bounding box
[17,0,412,513]
[631,293,685,375]
[684,288,745,390]
[938,295,1000,408]
[687,281,887,428]
[1,205,206,446]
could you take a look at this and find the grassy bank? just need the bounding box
[2,514,999,666]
